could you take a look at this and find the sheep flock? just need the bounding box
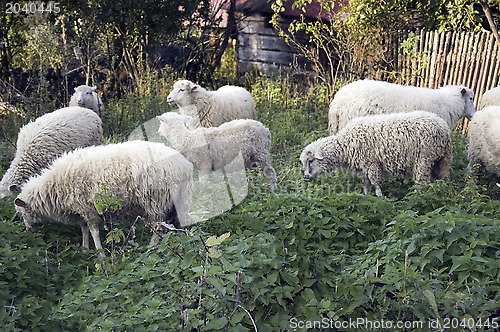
[2,80,500,254]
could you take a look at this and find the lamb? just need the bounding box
[0,107,103,198]
[467,106,500,179]
[166,80,257,129]
[479,86,500,109]
[14,140,194,251]
[302,111,453,197]
[157,112,277,189]
[328,79,476,134]
[69,85,104,116]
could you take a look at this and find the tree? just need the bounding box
[271,0,500,94]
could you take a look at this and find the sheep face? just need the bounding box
[167,80,200,107]
[461,87,476,120]
[300,148,337,180]
[73,86,97,108]
[14,198,44,232]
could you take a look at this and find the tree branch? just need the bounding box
[478,0,500,48]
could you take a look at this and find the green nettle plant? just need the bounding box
[1,77,499,331]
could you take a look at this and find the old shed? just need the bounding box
[234,0,339,74]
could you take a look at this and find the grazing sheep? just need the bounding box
[479,86,500,109]
[14,141,194,251]
[302,111,453,197]
[157,112,277,189]
[467,106,500,179]
[69,85,104,116]
[166,80,257,129]
[0,107,103,198]
[328,80,476,134]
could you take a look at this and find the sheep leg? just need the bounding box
[171,181,193,228]
[80,223,90,251]
[198,165,211,182]
[366,167,383,197]
[362,175,372,195]
[413,162,432,186]
[261,158,277,190]
[84,217,104,256]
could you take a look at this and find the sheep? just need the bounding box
[467,105,500,179]
[327,79,476,135]
[166,80,257,129]
[0,107,103,198]
[69,85,104,116]
[479,86,500,109]
[157,112,277,189]
[13,140,194,251]
[302,111,453,197]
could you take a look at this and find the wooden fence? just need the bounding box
[378,29,500,132]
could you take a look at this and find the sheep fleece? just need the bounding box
[15,141,194,248]
[302,111,452,196]
[328,79,475,134]
[158,112,277,189]
[0,107,103,197]
[468,105,500,177]
[167,80,257,129]
[479,86,500,109]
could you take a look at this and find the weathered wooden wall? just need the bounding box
[236,13,312,74]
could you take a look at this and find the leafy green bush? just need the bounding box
[1,75,499,331]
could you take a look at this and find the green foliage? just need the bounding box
[1,75,500,330]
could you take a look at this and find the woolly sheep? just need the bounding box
[328,79,476,134]
[479,86,500,109]
[467,106,500,179]
[166,80,257,129]
[0,107,103,198]
[302,111,453,197]
[69,85,104,116]
[14,141,194,251]
[157,112,277,189]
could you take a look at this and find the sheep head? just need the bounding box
[167,80,202,107]
[14,198,43,232]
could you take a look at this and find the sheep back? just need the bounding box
[479,86,500,109]
[467,105,500,177]
[0,107,103,197]
[14,141,194,248]
[328,80,475,134]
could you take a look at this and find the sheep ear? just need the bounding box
[14,198,26,207]
[460,87,467,96]
[156,115,167,123]
[8,184,19,193]
[74,87,78,92]
[191,84,201,92]
[315,150,324,160]
[91,86,97,92]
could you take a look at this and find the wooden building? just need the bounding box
[233,0,340,75]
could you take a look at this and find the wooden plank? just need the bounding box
[238,33,296,53]
[238,47,311,67]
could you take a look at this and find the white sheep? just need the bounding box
[166,80,257,129]
[14,140,194,251]
[479,86,500,109]
[0,106,103,198]
[157,112,277,189]
[69,85,104,116]
[302,111,453,197]
[467,105,500,179]
[328,79,476,134]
